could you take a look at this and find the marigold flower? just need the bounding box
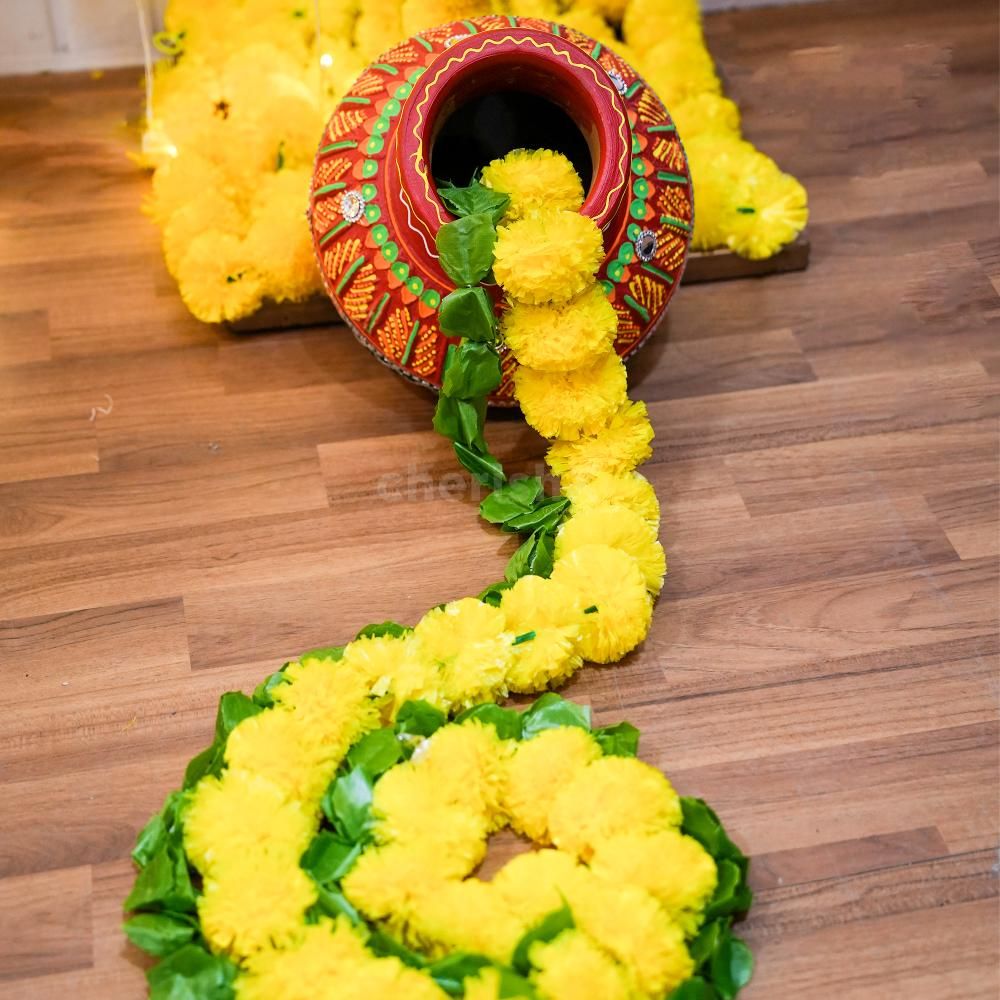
[556,503,666,594]
[550,543,652,662]
[547,401,654,483]
[176,231,264,323]
[564,470,660,527]
[482,148,584,222]
[501,284,618,373]
[493,210,604,305]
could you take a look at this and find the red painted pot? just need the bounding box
[309,15,692,405]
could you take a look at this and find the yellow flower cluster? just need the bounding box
[142,0,807,323]
[340,718,716,999]
[182,569,648,961]
[488,150,664,662]
[183,663,379,955]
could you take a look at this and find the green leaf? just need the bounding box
[705,859,753,919]
[709,935,754,999]
[123,912,197,957]
[299,645,345,664]
[478,580,512,607]
[455,703,523,740]
[322,767,374,843]
[214,691,261,744]
[310,886,362,925]
[300,831,363,884]
[367,928,427,969]
[479,477,543,525]
[497,969,539,998]
[132,790,183,867]
[436,212,497,286]
[511,903,574,975]
[592,721,640,757]
[454,441,506,489]
[680,798,748,868]
[439,286,497,342]
[442,341,502,399]
[688,918,730,970]
[429,952,493,995]
[394,699,448,739]
[182,744,219,790]
[504,529,555,583]
[503,496,569,535]
[252,669,290,708]
[437,181,510,225]
[346,727,403,778]
[667,978,720,1000]
[356,621,411,640]
[434,394,487,451]
[521,693,591,739]
[124,841,196,914]
[146,943,237,1000]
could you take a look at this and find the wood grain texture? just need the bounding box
[0,0,997,994]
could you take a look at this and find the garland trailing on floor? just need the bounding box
[140,0,809,322]
[124,152,754,1000]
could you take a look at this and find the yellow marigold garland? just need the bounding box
[125,150,755,1000]
[141,0,808,323]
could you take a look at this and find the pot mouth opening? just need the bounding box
[430,88,594,192]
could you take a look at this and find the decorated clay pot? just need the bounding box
[309,15,692,405]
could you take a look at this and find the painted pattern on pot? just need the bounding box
[309,15,692,404]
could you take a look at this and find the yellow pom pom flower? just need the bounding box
[564,876,693,996]
[671,92,742,141]
[501,284,618,373]
[564,470,660,527]
[726,167,809,260]
[502,727,601,841]
[500,575,584,691]
[530,929,633,1000]
[490,848,583,925]
[401,0,491,37]
[413,598,512,707]
[556,503,666,594]
[162,188,247,278]
[236,917,450,1000]
[550,543,652,662]
[183,770,315,874]
[223,709,333,805]
[199,861,318,956]
[640,38,721,109]
[590,830,718,933]
[482,148,585,222]
[547,400,655,484]
[623,0,702,53]
[176,231,263,323]
[148,151,229,225]
[548,755,683,859]
[560,6,618,44]
[245,170,322,302]
[407,878,527,963]
[514,351,626,441]
[493,210,604,305]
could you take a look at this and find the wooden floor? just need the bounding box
[1,0,998,995]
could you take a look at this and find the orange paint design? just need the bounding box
[656,185,692,224]
[327,109,367,141]
[343,263,376,321]
[628,274,666,316]
[323,237,362,279]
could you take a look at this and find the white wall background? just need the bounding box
[0,0,165,74]
[0,0,810,76]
